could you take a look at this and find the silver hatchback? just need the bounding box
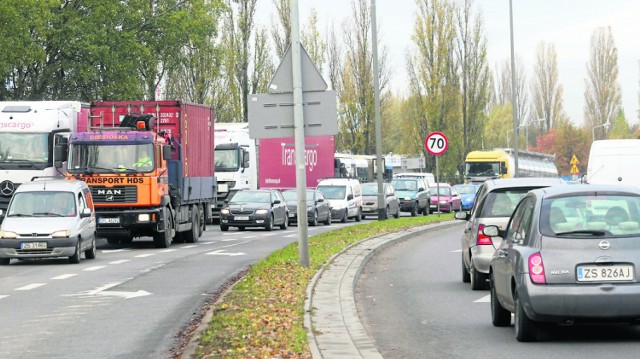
[455,177,565,290]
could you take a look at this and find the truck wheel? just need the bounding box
[69,241,81,264]
[184,206,200,243]
[199,204,206,234]
[84,235,97,260]
[154,209,172,248]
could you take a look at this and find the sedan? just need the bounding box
[219,189,289,231]
[486,184,640,342]
[282,189,331,226]
[360,182,400,219]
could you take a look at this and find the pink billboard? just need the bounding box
[259,136,335,189]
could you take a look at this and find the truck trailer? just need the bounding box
[66,101,216,248]
[0,101,88,213]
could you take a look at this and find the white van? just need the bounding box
[586,139,640,185]
[316,178,363,223]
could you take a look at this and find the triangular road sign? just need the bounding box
[570,164,580,174]
[268,45,328,93]
[570,154,579,165]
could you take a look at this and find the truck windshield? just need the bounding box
[68,143,154,173]
[0,133,49,163]
[465,162,500,177]
[214,148,240,172]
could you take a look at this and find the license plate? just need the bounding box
[289,213,295,218]
[577,264,634,282]
[218,183,229,192]
[235,216,249,221]
[99,217,120,224]
[21,242,47,249]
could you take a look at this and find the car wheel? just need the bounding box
[84,235,97,260]
[324,212,332,225]
[69,241,81,264]
[220,224,229,232]
[410,203,418,217]
[355,207,362,222]
[462,255,470,283]
[341,210,348,223]
[310,211,318,226]
[280,215,289,230]
[265,216,274,231]
[490,273,511,327]
[515,292,539,342]
[0,258,10,265]
[394,206,400,219]
[422,204,429,216]
[470,262,488,290]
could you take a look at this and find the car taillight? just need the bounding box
[528,252,546,284]
[476,224,493,245]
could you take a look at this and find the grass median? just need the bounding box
[193,213,454,358]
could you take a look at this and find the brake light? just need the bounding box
[528,252,546,284]
[476,224,493,245]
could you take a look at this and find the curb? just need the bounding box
[304,220,463,358]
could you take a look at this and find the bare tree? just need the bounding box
[495,57,528,127]
[531,42,567,131]
[270,0,290,59]
[584,26,622,131]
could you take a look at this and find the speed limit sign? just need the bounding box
[425,132,448,156]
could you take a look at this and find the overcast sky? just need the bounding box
[255,0,640,126]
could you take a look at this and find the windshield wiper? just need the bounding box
[9,213,34,217]
[555,230,606,236]
[33,212,64,217]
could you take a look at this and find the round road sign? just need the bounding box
[424,132,448,156]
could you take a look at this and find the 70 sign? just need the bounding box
[424,132,448,156]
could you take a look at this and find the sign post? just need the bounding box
[425,132,449,216]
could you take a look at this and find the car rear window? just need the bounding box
[477,188,533,218]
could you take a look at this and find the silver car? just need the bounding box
[455,177,566,290]
[486,184,640,341]
[360,182,400,219]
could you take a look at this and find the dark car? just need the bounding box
[487,184,640,342]
[282,189,331,226]
[219,189,289,231]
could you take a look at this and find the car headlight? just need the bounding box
[221,208,230,215]
[138,214,150,222]
[255,209,268,215]
[51,230,71,238]
[0,230,17,239]
[307,206,314,211]
[404,196,412,201]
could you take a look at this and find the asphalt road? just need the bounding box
[0,219,357,359]
[356,223,640,359]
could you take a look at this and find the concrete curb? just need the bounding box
[304,220,463,358]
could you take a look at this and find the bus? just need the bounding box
[334,153,389,182]
[464,148,558,184]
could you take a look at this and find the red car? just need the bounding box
[429,184,462,213]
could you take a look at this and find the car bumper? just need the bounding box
[330,208,347,220]
[470,245,496,274]
[399,200,417,211]
[430,203,451,212]
[0,237,80,259]
[220,214,271,228]
[519,275,640,322]
[288,210,315,224]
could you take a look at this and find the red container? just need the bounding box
[89,101,215,178]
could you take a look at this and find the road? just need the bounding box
[0,220,356,358]
[356,223,640,359]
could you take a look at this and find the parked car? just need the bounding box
[282,189,331,226]
[453,184,480,211]
[454,177,566,290]
[486,184,640,342]
[360,182,400,219]
[219,189,289,231]
[0,178,97,265]
[391,177,430,216]
[316,178,363,223]
[428,183,461,213]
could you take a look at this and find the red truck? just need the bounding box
[66,101,216,247]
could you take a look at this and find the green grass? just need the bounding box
[194,213,454,358]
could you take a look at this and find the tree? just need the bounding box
[494,57,528,127]
[531,42,568,131]
[483,103,513,149]
[301,9,327,74]
[270,0,290,59]
[584,26,622,132]
[608,109,631,139]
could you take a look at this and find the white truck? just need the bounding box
[211,122,258,221]
[586,139,640,185]
[0,101,88,213]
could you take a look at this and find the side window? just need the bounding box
[78,193,88,212]
[470,186,487,215]
[506,197,534,243]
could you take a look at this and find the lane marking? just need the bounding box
[0,295,8,299]
[206,249,245,256]
[109,259,130,264]
[181,245,197,249]
[220,238,240,242]
[201,242,215,245]
[16,283,46,291]
[158,249,177,253]
[242,236,258,239]
[450,249,462,253]
[262,233,278,237]
[474,295,490,303]
[102,249,132,254]
[285,234,297,238]
[84,266,106,271]
[135,254,155,258]
[51,274,77,280]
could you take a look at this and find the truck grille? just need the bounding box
[91,186,137,204]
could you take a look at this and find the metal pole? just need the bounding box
[509,0,519,176]
[291,0,309,267]
[436,156,440,217]
[371,0,385,220]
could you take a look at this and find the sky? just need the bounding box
[255,0,640,127]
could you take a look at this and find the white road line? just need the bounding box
[181,245,197,249]
[102,249,132,254]
[262,233,278,236]
[450,249,462,253]
[51,274,77,280]
[0,295,8,299]
[285,234,297,238]
[158,249,177,253]
[109,259,130,264]
[220,238,240,242]
[16,283,46,291]
[135,254,155,258]
[474,295,490,303]
[242,236,258,239]
[201,242,215,245]
[83,266,106,271]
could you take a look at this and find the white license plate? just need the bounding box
[577,264,634,282]
[21,242,47,249]
[235,216,249,221]
[289,213,295,218]
[99,217,120,224]
[218,183,229,192]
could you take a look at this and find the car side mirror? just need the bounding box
[454,211,469,221]
[163,145,172,161]
[347,194,354,201]
[418,187,425,192]
[317,198,324,203]
[483,225,505,238]
[80,208,92,218]
[273,199,281,205]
